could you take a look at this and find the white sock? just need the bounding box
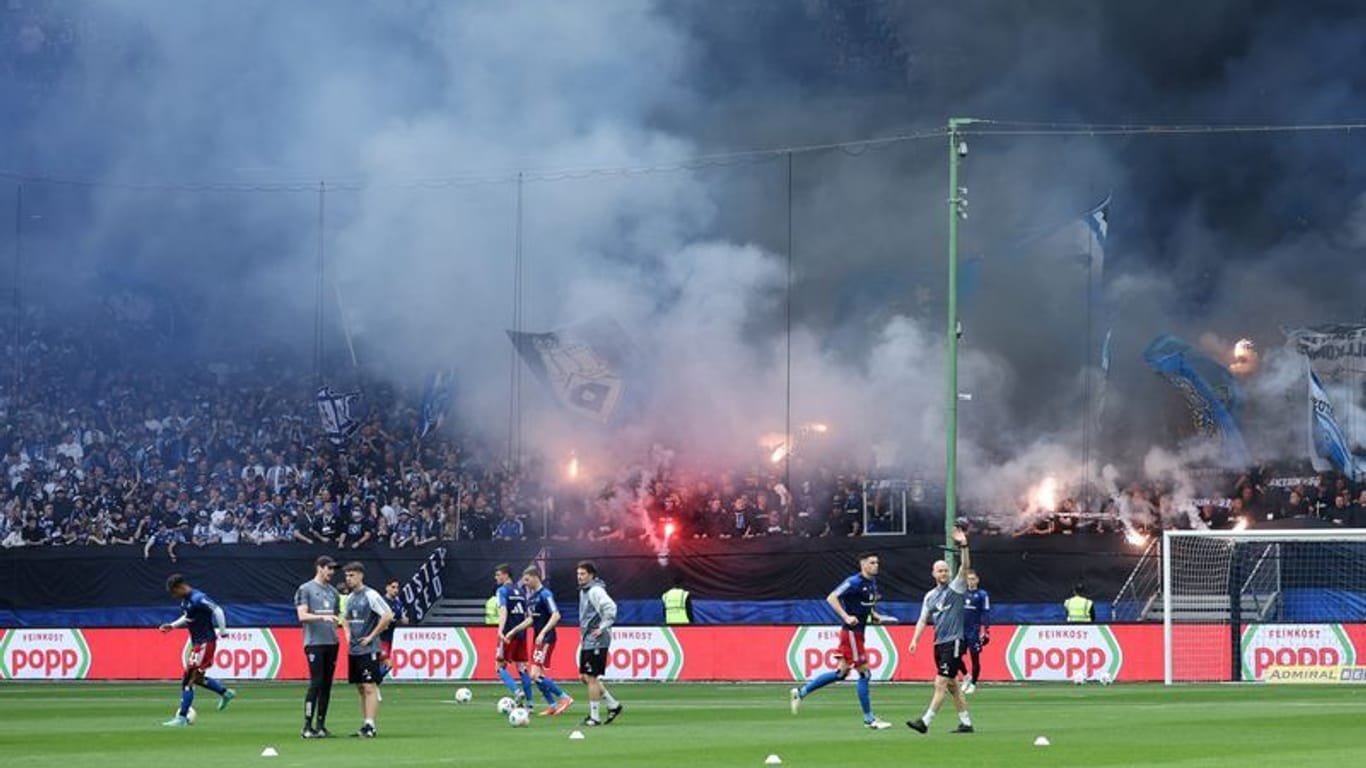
[364,718,375,728]
[590,702,600,720]
[959,711,972,726]
[602,691,619,708]
[922,709,936,724]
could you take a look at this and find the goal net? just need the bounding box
[1162,529,1366,684]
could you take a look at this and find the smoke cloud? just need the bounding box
[5,0,1366,522]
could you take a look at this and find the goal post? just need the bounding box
[1162,528,1366,685]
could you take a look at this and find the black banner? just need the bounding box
[0,534,1144,612]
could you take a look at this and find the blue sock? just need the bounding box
[497,667,519,695]
[857,674,872,721]
[201,676,227,695]
[179,686,195,717]
[536,678,558,706]
[800,670,843,698]
[518,670,534,701]
[544,677,566,699]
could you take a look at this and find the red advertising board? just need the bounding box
[2,624,1363,682]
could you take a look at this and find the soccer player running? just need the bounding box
[340,562,393,738]
[494,563,535,705]
[506,566,574,716]
[295,555,341,738]
[906,526,975,734]
[577,561,623,726]
[789,551,896,729]
[159,574,236,726]
[961,569,991,694]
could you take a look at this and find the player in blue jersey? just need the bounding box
[493,564,535,705]
[507,566,574,716]
[961,569,991,694]
[790,552,896,729]
[158,574,236,726]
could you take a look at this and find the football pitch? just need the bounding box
[2,681,1363,767]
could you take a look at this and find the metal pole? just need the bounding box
[785,151,794,494]
[1162,530,1173,685]
[944,118,972,564]
[11,184,21,405]
[314,182,326,386]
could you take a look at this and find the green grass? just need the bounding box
[1,681,1364,767]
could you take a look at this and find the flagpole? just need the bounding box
[944,117,974,564]
[314,181,326,387]
[11,184,21,405]
[784,151,794,495]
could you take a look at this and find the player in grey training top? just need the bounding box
[340,562,392,738]
[906,526,975,735]
[576,561,623,727]
[295,555,341,738]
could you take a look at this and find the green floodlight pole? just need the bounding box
[944,117,976,567]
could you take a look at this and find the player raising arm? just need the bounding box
[907,526,974,734]
[159,574,236,726]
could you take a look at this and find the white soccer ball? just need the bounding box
[455,687,473,704]
[508,707,530,728]
[1098,672,1113,686]
[497,696,516,715]
[184,706,197,724]
[1071,672,1086,685]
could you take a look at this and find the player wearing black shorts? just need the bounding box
[295,555,341,738]
[577,561,623,726]
[907,526,975,734]
[340,562,393,738]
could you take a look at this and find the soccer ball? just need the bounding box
[1071,672,1087,685]
[497,696,516,715]
[455,687,473,704]
[1097,672,1114,686]
[508,707,530,728]
[183,706,197,724]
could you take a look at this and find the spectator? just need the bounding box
[338,508,375,549]
[390,510,416,549]
[414,507,440,546]
[492,507,524,541]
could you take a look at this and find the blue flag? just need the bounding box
[419,369,455,438]
[1143,335,1252,467]
[1308,371,1364,481]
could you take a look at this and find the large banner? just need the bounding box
[4,624,1364,682]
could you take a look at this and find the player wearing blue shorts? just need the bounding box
[790,552,896,729]
[961,569,991,694]
[159,574,236,726]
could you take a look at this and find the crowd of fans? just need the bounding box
[5,299,1366,559]
[1003,467,1366,540]
[0,299,898,558]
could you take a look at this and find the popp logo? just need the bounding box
[584,628,683,681]
[785,626,897,682]
[0,629,91,679]
[389,627,477,680]
[1006,625,1122,681]
[182,628,281,679]
[1241,624,1356,682]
